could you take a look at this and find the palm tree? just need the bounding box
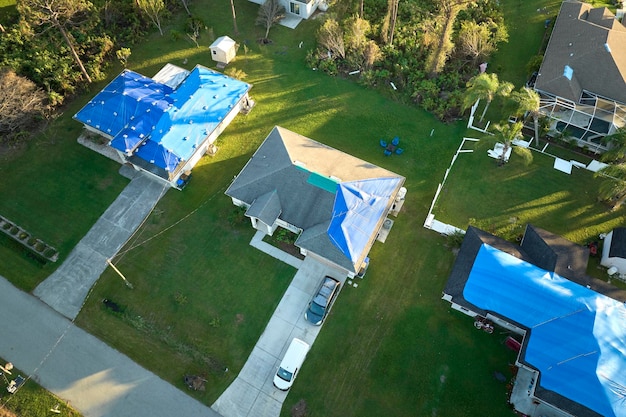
[483,122,532,166]
[594,127,626,210]
[595,164,626,210]
[511,87,541,147]
[600,127,626,162]
[462,73,514,123]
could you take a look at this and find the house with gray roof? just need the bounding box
[533,1,626,151]
[225,126,406,278]
[600,227,626,277]
[443,224,626,417]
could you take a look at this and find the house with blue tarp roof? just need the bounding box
[443,225,626,417]
[74,64,253,188]
[225,126,406,277]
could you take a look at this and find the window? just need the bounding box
[290,2,300,14]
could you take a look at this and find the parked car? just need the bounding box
[305,276,341,325]
[273,338,310,391]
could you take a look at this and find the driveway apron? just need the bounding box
[213,249,346,417]
[33,172,168,320]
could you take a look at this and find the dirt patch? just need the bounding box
[291,399,308,417]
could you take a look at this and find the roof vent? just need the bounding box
[563,65,574,80]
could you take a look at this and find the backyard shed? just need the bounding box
[600,227,626,275]
[210,36,237,67]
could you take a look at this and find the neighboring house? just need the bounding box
[74,64,253,189]
[443,225,626,417]
[248,0,323,20]
[600,227,626,276]
[533,0,626,151]
[225,126,406,278]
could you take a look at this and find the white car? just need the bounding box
[273,338,310,391]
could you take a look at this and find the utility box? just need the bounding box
[210,36,237,68]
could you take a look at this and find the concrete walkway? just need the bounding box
[34,170,168,319]
[0,275,221,417]
[213,233,346,417]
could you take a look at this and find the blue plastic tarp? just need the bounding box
[75,66,250,174]
[463,244,626,417]
[75,70,174,139]
[328,178,402,264]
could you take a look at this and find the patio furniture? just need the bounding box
[384,149,392,156]
[395,148,404,155]
[7,375,25,394]
[380,139,387,148]
[391,136,400,146]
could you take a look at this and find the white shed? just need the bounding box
[210,36,237,67]
[600,227,626,275]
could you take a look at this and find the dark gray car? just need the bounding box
[304,276,340,325]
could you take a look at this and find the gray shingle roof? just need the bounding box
[534,1,626,104]
[608,226,626,258]
[225,126,405,273]
[520,224,589,284]
[246,190,282,226]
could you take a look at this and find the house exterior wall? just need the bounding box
[302,250,353,278]
[251,217,273,235]
[600,230,626,275]
[248,0,320,19]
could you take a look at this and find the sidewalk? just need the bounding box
[34,170,168,319]
[0,275,221,417]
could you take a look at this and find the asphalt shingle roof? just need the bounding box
[534,1,626,104]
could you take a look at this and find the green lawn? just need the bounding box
[0,360,82,417]
[1,0,621,416]
[434,141,626,244]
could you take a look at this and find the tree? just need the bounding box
[592,128,626,210]
[17,0,95,83]
[483,122,532,166]
[600,127,626,163]
[595,164,626,210]
[462,72,513,123]
[380,0,399,45]
[255,0,285,41]
[136,0,165,36]
[230,0,238,35]
[423,0,475,77]
[317,18,345,59]
[510,86,541,147]
[456,20,506,65]
[116,47,131,67]
[0,69,48,144]
[180,0,191,16]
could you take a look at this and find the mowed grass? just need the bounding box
[1,0,618,416]
[433,142,626,244]
[0,360,82,417]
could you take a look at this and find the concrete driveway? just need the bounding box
[213,236,346,417]
[34,170,168,319]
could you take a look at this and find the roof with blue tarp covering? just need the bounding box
[75,70,174,138]
[75,64,251,176]
[464,243,626,417]
[328,178,403,264]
